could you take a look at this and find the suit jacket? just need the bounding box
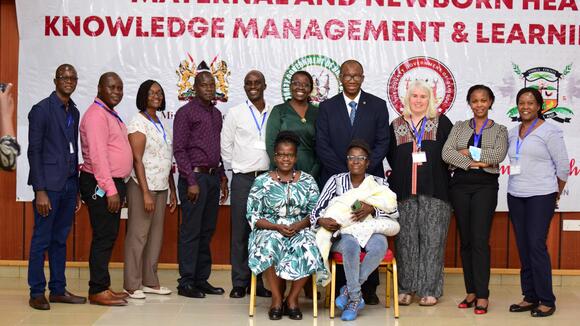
[27,91,80,192]
[316,90,390,186]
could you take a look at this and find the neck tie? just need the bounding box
[349,101,357,126]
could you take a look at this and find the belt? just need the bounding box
[240,170,268,177]
[193,167,218,175]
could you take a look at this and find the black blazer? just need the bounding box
[27,91,80,192]
[316,90,390,186]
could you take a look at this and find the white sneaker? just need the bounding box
[124,289,146,299]
[142,286,172,295]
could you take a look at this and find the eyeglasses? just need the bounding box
[148,91,164,98]
[291,81,311,88]
[347,155,368,162]
[55,76,78,82]
[275,153,296,159]
[340,74,363,82]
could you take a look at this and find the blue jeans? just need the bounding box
[331,233,388,301]
[28,176,77,298]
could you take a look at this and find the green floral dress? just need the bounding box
[247,172,326,281]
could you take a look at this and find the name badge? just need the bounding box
[412,151,427,163]
[510,164,521,175]
[469,146,482,161]
[253,140,266,150]
[95,186,106,197]
[69,142,75,154]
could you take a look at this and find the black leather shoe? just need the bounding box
[49,290,87,304]
[254,286,272,298]
[229,286,246,298]
[362,292,380,305]
[177,285,205,298]
[196,281,225,295]
[287,306,303,320]
[29,295,50,310]
[268,306,283,320]
[509,302,538,312]
[531,305,556,317]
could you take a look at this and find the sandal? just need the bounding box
[419,296,438,306]
[398,293,412,306]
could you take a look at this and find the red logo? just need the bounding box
[387,57,456,115]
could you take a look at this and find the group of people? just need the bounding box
[14,59,569,321]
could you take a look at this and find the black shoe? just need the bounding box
[29,295,50,310]
[509,302,538,312]
[196,281,225,295]
[531,305,556,317]
[229,286,246,298]
[268,306,283,320]
[254,286,272,298]
[177,285,205,298]
[362,292,380,305]
[287,306,303,320]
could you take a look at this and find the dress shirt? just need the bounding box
[221,100,270,173]
[173,97,225,186]
[310,172,395,228]
[342,91,361,116]
[80,98,133,196]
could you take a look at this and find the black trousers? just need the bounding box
[450,180,498,299]
[230,173,264,288]
[79,172,127,295]
[508,193,557,307]
[177,174,220,288]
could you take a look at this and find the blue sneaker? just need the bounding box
[335,285,348,310]
[341,298,365,321]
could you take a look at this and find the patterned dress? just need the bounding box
[247,172,326,280]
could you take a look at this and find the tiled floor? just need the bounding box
[1,269,579,325]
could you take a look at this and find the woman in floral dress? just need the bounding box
[247,131,325,321]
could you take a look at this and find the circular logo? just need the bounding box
[281,55,342,106]
[387,57,456,115]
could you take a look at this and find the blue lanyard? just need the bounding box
[515,118,539,161]
[66,111,74,128]
[247,101,267,137]
[471,118,488,148]
[411,117,427,150]
[94,100,123,124]
[143,111,167,143]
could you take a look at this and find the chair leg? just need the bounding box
[330,260,337,319]
[325,281,330,308]
[386,264,391,308]
[392,258,399,318]
[249,273,257,317]
[312,273,318,318]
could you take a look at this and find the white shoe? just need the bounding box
[124,289,146,299]
[142,286,172,295]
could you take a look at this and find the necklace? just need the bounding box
[275,169,297,217]
[300,117,307,123]
[275,169,296,183]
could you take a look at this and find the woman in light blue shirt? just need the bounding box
[506,87,569,318]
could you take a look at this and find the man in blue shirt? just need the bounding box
[27,64,86,310]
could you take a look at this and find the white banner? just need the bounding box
[15,0,580,210]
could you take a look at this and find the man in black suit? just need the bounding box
[316,59,390,304]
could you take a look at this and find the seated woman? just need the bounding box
[247,131,325,321]
[311,140,399,321]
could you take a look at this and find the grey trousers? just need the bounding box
[123,178,168,291]
[395,195,451,298]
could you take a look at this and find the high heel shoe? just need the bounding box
[458,298,476,309]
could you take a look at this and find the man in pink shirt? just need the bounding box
[79,72,133,306]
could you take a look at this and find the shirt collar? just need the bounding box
[246,99,269,116]
[50,91,76,111]
[192,96,215,111]
[343,91,362,106]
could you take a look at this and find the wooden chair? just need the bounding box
[325,248,399,318]
[249,273,318,317]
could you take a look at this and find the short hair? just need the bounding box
[291,70,313,92]
[55,64,76,78]
[245,70,266,84]
[274,130,300,152]
[402,80,438,119]
[136,80,166,112]
[98,72,121,87]
[340,60,364,75]
[466,85,495,108]
[347,139,371,157]
[516,87,545,120]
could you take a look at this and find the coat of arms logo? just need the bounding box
[176,53,231,102]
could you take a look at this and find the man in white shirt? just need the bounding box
[221,70,272,299]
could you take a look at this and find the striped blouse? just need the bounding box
[442,119,508,174]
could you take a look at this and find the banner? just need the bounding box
[15,0,580,210]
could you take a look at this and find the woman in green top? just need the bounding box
[266,71,320,181]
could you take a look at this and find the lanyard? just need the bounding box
[471,118,488,148]
[66,111,74,128]
[410,117,427,150]
[515,118,539,160]
[94,100,123,124]
[143,111,167,143]
[247,101,267,137]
